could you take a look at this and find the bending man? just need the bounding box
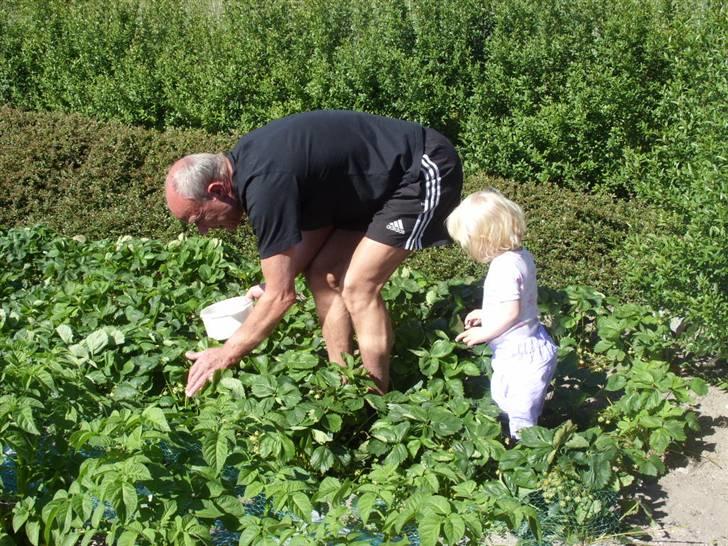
[164,110,462,396]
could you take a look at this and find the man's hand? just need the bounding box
[185,347,236,397]
[245,282,305,302]
[455,327,490,347]
[245,283,266,300]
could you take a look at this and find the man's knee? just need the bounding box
[341,277,381,311]
[305,262,343,292]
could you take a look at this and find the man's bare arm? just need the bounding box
[185,228,332,396]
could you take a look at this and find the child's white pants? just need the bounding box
[490,325,558,439]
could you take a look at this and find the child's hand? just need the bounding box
[456,327,489,346]
[464,309,483,328]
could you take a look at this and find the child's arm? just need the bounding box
[455,299,520,346]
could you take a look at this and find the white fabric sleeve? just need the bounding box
[483,255,522,305]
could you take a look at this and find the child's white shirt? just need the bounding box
[482,249,540,347]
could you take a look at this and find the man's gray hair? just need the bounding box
[169,153,229,200]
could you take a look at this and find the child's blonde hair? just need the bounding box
[446,189,526,263]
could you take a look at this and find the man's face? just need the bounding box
[165,182,242,235]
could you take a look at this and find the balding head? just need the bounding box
[166,153,230,201]
[165,153,241,232]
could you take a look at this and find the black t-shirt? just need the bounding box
[227,110,425,258]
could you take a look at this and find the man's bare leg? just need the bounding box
[342,238,410,393]
[304,230,364,365]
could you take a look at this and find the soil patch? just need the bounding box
[624,384,728,546]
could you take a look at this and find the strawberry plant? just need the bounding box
[0,227,706,545]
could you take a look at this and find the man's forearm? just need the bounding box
[221,291,296,363]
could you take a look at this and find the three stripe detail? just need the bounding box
[405,154,442,250]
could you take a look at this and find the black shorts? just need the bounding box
[366,127,463,250]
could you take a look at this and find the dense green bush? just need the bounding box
[408,173,672,297]
[613,8,728,361]
[0,106,254,255]
[0,0,489,137]
[2,0,725,360]
[0,106,669,298]
[0,0,722,188]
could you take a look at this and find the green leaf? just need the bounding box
[216,495,245,518]
[242,481,264,500]
[142,406,171,432]
[238,525,260,546]
[250,376,277,398]
[16,406,40,435]
[259,433,284,460]
[40,498,66,544]
[112,382,140,401]
[357,493,377,525]
[637,455,665,476]
[315,477,342,502]
[690,377,708,396]
[443,514,466,545]
[219,377,246,398]
[12,509,29,533]
[429,408,462,437]
[285,352,319,370]
[61,532,82,546]
[383,443,409,467]
[459,362,481,376]
[585,454,612,489]
[639,415,662,429]
[311,429,333,444]
[91,503,104,528]
[26,520,40,546]
[518,426,553,448]
[290,492,312,522]
[663,419,687,441]
[605,374,627,391]
[85,329,110,355]
[196,500,224,519]
[310,446,335,473]
[108,328,125,345]
[117,531,138,546]
[649,428,672,454]
[419,357,439,376]
[121,482,138,518]
[429,339,455,359]
[370,423,398,444]
[418,516,442,546]
[56,324,74,344]
[424,496,451,516]
[203,431,230,475]
[564,434,590,449]
[322,413,342,432]
[124,307,145,323]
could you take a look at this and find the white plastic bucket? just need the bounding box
[200,296,253,340]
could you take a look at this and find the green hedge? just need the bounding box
[0,106,666,298]
[0,106,241,246]
[0,0,723,193]
[613,13,728,361]
[3,0,726,358]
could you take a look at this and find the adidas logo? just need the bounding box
[386,219,405,234]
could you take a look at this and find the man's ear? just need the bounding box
[207,181,229,198]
